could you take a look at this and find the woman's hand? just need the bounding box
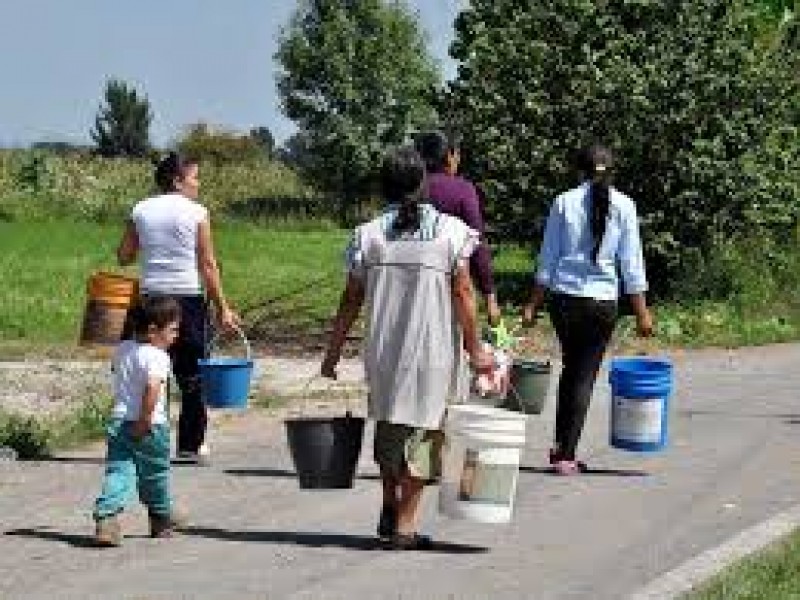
[636,308,654,338]
[486,294,502,327]
[130,418,152,439]
[321,352,339,380]
[521,303,538,328]
[470,347,495,375]
[217,305,241,332]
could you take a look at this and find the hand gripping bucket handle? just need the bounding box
[199,325,254,409]
[208,324,252,362]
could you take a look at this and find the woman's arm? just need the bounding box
[460,184,500,323]
[619,202,653,337]
[196,218,239,330]
[117,221,139,266]
[523,198,560,323]
[321,274,365,378]
[453,264,493,373]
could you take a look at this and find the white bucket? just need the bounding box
[439,405,527,524]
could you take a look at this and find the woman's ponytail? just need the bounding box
[381,146,426,234]
[579,145,614,264]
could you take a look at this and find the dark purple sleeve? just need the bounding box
[460,183,495,296]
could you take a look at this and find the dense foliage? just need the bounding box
[445,0,800,296]
[276,0,440,216]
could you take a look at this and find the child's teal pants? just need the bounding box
[93,420,172,520]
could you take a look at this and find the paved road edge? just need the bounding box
[629,503,800,599]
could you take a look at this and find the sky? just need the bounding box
[0,0,464,148]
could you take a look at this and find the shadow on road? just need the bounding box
[679,409,800,421]
[31,456,104,465]
[181,526,488,554]
[5,527,98,548]
[520,466,650,477]
[223,468,381,481]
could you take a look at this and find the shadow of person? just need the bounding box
[181,526,488,554]
[5,527,98,548]
[519,466,650,477]
[223,468,382,482]
[31,456,105,465]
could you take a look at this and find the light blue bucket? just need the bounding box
[609,357,673,452]
[198,327,253,409]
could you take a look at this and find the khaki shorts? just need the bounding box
[373,421,443,480]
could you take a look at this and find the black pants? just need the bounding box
[548,293,617,461]
[168,296,210,453]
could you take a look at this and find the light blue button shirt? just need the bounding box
[535,183,648,301]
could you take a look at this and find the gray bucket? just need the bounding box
[503,359,552,415]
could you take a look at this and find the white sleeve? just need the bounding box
[443,216,480,270]
[141,347,171,381]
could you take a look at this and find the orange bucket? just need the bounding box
[80,272,140,346]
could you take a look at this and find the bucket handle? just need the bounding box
[285,375,360,420]
[209,325,252,361]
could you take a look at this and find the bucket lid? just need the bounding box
[610,356,672,374]
[198,358,254,368]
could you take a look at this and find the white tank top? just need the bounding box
[131,193,208,295]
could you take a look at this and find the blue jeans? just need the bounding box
[93,420,173,520]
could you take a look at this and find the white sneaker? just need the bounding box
[175,445,210,466]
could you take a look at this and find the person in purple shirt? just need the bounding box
[416,131,501,325]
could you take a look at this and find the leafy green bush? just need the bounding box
[0,149,317,222]
[445,0,800,298]
[0,412,52,459]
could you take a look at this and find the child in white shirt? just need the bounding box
[93,296,183,546]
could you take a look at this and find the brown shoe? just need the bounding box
[149,509,188,538]
[94,515,122,547]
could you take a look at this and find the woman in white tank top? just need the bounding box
[116,152,240,463]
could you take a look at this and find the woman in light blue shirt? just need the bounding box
[523,145,653,475]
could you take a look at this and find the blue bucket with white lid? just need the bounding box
[609,356,673,452]
[198,326,254,409]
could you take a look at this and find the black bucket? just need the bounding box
[284,414,365,489]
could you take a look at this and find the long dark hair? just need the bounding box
[415,130,459,174]
[381,147,426,233]
[153,151,197,193]
[577,145,614,264]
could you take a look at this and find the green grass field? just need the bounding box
[2,220,800,356]
[0,221,348,354]
[684,528,800,600]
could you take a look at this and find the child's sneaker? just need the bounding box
[149,509,188,538]
[94,515,122,547]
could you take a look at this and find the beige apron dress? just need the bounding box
[354,211,474,478]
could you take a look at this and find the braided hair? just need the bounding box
[577,145,614,264]
[381,146,426,234]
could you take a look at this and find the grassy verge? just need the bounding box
[683,528,800,600]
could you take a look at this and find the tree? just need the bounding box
[249,126,276,158]
[445,0,800,296]
[276,0,440,219]
[91,78,152,158]
[177,122,265,164]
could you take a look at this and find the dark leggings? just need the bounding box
[548,293,617,461]
[171,296,210,453]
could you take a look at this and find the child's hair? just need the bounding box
[381,146,426,234]
[415,130,460,173]
[129,296,181,338]
[153,151,197,193]
[576,144,614,264]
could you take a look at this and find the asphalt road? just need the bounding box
[2,345,799,600]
